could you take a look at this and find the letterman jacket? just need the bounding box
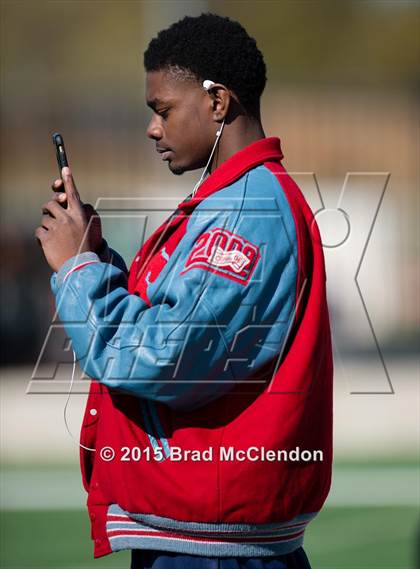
[50,137,333,558]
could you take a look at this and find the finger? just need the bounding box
[35,226,48,243]
[41,199,66,219]
[41,213,55,229]
[51,178,64,191]
[51,191,67,204]
[61,167,82,209]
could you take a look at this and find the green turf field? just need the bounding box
[1,506,418,569]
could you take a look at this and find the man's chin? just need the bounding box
[167,161,186,176]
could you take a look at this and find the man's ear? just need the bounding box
[207,83,231,122]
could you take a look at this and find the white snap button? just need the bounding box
[90,408,97,416]
[135,256,140,262]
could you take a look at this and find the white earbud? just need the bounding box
[203,79,223,135]
[203,79,215,91]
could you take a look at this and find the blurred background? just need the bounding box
[1,1,419,568]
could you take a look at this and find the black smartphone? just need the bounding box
[51,132,69,209]
[52,132,69,184]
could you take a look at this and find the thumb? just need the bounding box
[61,167,82,209]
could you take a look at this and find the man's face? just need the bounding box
[145,70,215,175]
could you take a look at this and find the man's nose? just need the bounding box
[147,116,163,140]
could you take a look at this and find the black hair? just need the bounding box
[144,13,266,117]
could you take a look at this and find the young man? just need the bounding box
[35,13,333,569]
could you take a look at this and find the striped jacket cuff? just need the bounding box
[55,252,101,288]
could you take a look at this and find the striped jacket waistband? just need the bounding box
[106,504,318,557]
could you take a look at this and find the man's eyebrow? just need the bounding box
[146,98,167,109]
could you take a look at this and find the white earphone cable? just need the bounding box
[63,348,96,452]
[191,118,225,198]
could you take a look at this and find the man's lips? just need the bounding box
[156,147,172,161]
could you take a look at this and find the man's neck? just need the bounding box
[209,118,266,174]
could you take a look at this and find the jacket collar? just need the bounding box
[178,137,283,210]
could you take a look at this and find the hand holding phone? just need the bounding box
[50,132,104,253]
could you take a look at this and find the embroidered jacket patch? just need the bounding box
[181,227,260,285]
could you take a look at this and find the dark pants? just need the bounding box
[131,548,312,569]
